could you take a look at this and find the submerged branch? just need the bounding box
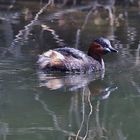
[9,1,54,55]
[34,94,60,129]
[41,24,65,47]
[135,43,140,66]
[34,93,83,140]
[75,5,95,48]
[83,87,93,140]
[75,89,85,140]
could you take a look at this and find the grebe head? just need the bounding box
[88,37,118,61]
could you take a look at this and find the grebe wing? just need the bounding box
[38,47,92,72]
[54,47,87,60]
[38,50,65,69]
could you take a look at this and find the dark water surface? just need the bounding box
[0,1,140,140]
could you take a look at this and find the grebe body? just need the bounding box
[37,37,117,73]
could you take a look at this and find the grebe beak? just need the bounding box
[107,44,118,53]
[104,47,118,54]
[109,47,118,53]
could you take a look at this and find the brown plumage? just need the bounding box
[37,37,118,73]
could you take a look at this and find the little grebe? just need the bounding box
[37,37,118,73]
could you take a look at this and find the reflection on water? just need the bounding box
[37,70,104,91]
[0,1,140,140]
[33,85,118,140]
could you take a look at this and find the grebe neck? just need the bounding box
[101,58,105,70]
[88,53,105,69]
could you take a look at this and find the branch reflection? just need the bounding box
[36,71,118,139]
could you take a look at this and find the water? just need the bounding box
[0,1,140,140]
